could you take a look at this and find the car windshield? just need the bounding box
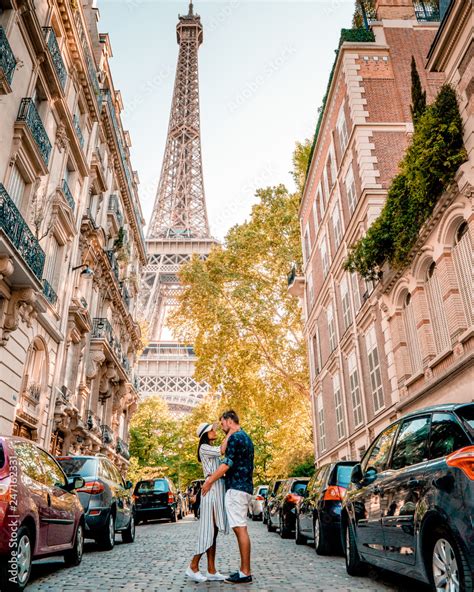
[136,479,168,494]
[291,481,307,495]
[336,465,356,488]
[259,488,268,496]
[57,457,97,477]
[455,406,474,438]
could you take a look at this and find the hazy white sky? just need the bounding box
[98,0,355,239]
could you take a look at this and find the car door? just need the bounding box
[37,448,76,547]
[350,423,398,559]
[298,472,316,536]
[382,415,431,565]
[106,460,126,529]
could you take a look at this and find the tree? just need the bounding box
[410,56,426,125]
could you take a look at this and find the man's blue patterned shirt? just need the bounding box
[222,429,254,494]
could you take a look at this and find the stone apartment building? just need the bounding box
[291,0,473,464]
[0,0,146,470]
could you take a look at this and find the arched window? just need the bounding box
[22,338,47,405]
[403,293,422,373]
[426,262,451,353]
[452,221,473,326]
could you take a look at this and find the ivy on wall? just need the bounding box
[344,85,467,279]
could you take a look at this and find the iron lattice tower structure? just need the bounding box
[137,2,217,415]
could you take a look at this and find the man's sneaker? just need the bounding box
[185,567,207,583]
[224,572,253,584]
[206,571,226,581]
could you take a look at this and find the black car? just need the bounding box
[267,477,309,538]
[57,454,135,550]
[263,479,284,525]
[342,403,474,591]
[133,477,179,523]
[296,461,357,554]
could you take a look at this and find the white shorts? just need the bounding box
[225,489,252,528]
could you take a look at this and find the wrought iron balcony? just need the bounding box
[16,99,52,166]
[105,249,120,281]
[42,278,58,305]
[24,382,41,404]
[80,296,88,308]
[86,410,101,431]
[108,195,124,226]
[61,179,75,211]
[56,385,72,406]
[101,424,114,444]
[92,317,114,343]
[0,26,16,87]
[119,281,130,308]
[73,114,84,148]
[413,1,440,20]
[43,27,67,89]
[0,184,45,280]
[116,437,130,460]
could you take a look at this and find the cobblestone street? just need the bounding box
[28,517,431,592]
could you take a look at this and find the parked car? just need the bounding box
[0,437,85,591]
[267,477,309,538]
[263,479,284,525]
[248,485,268,521]
[133,477,179,523]
[57,454,135,550]
[342,403,474,592]
[296,461,357,554]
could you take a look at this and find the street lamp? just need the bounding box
[72,264,94,277]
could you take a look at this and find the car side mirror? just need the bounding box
[124,480,133,490]
[65,476,85,492]
[351,464,363,484]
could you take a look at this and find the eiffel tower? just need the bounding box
[137,1,217,415]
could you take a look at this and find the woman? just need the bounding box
[185,422,229,583]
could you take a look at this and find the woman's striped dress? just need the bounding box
[196,444,229,554]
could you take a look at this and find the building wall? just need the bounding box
[0,0,146,470]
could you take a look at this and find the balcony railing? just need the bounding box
[24,382,41,404]
[86,410,101,431]
[105,249,120,281]
[16,99,52,166]
[119,281,130,307]
[414,1,440,21]
[101,424,114,444]
[61,179,75,211]
[42,278,58,305]
[116,437,130,460]
[43,27,67,89]
[0,184,45,280]
[108,195,124,226]
[73,114,84,148]
[91,318,131,377]
[56,385,72,406]
[0,26,16,86]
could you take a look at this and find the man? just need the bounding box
[202,410,254,585]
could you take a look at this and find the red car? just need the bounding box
[0,436,85,591]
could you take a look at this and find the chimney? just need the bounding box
[375,0,416,19]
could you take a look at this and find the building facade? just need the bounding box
[0,0,146,470]
[293,0,473,465]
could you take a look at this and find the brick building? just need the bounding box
[291,0,473,464]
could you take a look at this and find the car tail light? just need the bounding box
[323,486,346,501]
[286,493,301,504]
[446,446,474,480]
[168,491,174,504]
[132,494,138,502]
[77,480,104,494]
[256,495,264,501]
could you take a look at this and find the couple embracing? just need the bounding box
[185,410,254,585]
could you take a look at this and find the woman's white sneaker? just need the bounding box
[185,567,207,583]
[206,571,226,581]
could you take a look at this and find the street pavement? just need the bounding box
[28,516,430,592]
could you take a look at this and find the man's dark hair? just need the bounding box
[220,410,239,424]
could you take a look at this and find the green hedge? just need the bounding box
[344,85,466,279]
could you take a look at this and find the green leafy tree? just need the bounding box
[410,56,426,124]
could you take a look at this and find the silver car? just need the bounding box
[248,485,269,521]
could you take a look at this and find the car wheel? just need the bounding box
[267,514,277,533]
[263,512,268,525]
[97,512,115,550]
[170,508,177,523]
[344,521,367,576]
[428,527,473,592]
[122,512,136,544]
[0,525,33,591]
[279,513,292,539]
[64,522,84,567]
[314,515,330,555]
[295,517,307,545]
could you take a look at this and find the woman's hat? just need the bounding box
[196,422,213,438]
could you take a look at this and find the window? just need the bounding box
[12,441,44,484]
[327,303,337,352]
[429,412,470,459]
[337,106,349,154]
[317,397,326,452]
[403,293,422,373]
[8,164,26,206]
[348,352,363,427]
[307,270,314,310]
[303,224,311,263]
[329,147,337,187]
[321,235,330,278]
[365,326,384,412]
[362,423,398,474]
[38,449,67,488]
[333,373,345,440]
[426,262,450,353]
[315,326,322,373]
[390,416,430,470]
[331,204,343,250]
[345,167,357,215]
[322,168,329,203]
[340,276,352,330]
[351,272,361,312]
[312,200,319,235]
[452,222,473,325]
[44,237,63,291]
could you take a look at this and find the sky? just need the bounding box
[98,0,355,240]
